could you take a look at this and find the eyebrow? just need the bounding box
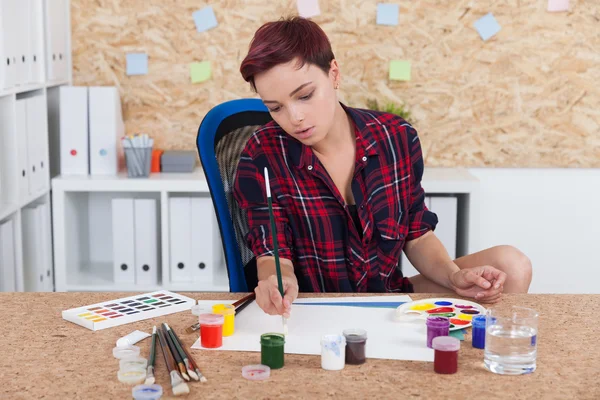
[263,82,313,104]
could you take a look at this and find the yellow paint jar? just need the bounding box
[212,304,236,336]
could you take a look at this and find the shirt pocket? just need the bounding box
[374,217,408,275]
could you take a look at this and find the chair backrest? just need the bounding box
[196,98,273,292]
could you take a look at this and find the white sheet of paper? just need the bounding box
[294,295,411,304]
[191,297,433,362]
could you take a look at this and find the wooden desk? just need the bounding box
[1,293,598,399]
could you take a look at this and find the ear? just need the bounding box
[329,59,340,86]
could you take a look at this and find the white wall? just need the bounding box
[468,168,600,294]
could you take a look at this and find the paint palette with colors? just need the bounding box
[394,298,486,331]
[62,291,196,331]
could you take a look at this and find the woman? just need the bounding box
[234,16,532,318]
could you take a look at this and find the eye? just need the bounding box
[269,106,281,113]
[299,91,313,101]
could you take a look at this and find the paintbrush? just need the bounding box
[164,323,199,381]
[185,292,256,334]
[162,324,190,381]
[264,167,288,335]
[171,326,207,382]
[144,326,157,385]
[156,327,190,396]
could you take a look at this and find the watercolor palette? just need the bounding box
[62,291,196,331]
[394,298,486,331]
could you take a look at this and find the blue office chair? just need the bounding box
[196,98,273,292]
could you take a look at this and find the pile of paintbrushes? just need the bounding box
[146,323,206,396]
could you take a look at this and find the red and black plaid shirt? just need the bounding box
[233,103,438,293]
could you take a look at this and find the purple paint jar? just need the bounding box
[426,316,450,348]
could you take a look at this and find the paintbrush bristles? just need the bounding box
[169,370,190,396]
[170,326,207,383]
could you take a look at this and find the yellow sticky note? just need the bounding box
[389,60,411,81]
[190,61,211,83]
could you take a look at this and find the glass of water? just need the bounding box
[484,306,538,375]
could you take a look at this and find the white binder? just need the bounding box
[43,0,59,81]
[28,0,45,84]
[15,99,30,200]
[0,1,6,90]
[169,197,192,282]
[39,202,54,291]
[15,0,31,86]
[111,198,136,284]
[191,198,220,283]
[89,86,124,175]
[133,199,158,286]
[59,86,89,175]
[21,206,45,291]
[0,219,16,292]
[1,0,16,89]
[26,96,50,194]
[429,196,458,260]
[56,0,68,80]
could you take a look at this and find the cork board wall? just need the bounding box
[71,0,600,168]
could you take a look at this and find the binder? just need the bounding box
[15,0,31,86]
[133,199,158,286]
[88,86,124,175]
[39,202,54,291]
[169,197,192,282]
[21,206,45,291]
[26,96,50,194]
[1,0,16,89]
[56,0,68,80]
[43,0,59,81]
[15,99,30,200]
[0,219,16,292]
[28,0,45,84]
[0,1,6,90]
[59,86,89,175]
[429,196,458,260]
[111,198,136,284]
[190,198,220,283]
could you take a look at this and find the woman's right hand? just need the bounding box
[255,274,299,318]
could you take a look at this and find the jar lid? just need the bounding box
[213,304,236,316]
[197,313,225,326]
[113,345,141,359]
[432,336,460,352]
[260,333,285,346]
[132,384,163,400]
[342,328,367,342]
[321,334,346,346]
[426,316,450,327]
[471,315,487,328]
[117,368,147,385]
[242,364,271,380]
[119,356,148,370]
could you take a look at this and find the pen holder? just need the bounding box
[124,146,152,178]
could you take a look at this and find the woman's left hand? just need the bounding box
[449,265,507,303]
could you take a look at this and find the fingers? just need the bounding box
[255,275,298,317]
[282,278,299,318]
[464,270,492,290]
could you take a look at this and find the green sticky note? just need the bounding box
[389,60,411,81]
[190,61,211,83]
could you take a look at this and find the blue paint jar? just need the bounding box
[472,315,486,349]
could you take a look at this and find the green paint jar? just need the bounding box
[260,333,285,369]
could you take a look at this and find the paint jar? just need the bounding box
[112,345,141,359]
[320,334,346,370]
[119,356,148,370]
[342,328,367,365]
[198,313,225,348]
[132,383,163,400]
[212,304,236,337]
[471,315,487,349]
[260,333,285,369]
[426,316,450,348]
[432,336,460,374]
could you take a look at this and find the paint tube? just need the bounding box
[117,330,151,348]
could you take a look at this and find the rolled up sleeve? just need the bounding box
[233,149,294,260]
[405,126,438,241]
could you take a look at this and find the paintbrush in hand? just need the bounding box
[264,167,288,335]
[156,327,189,396]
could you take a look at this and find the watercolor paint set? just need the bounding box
[395,298,486,331]
[62,290,196,331]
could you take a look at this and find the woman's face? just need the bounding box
[253,58,340,147]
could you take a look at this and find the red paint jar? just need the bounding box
[432,336,460,374]
[198,313,225,348]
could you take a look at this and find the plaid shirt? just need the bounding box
[233,103,438,293]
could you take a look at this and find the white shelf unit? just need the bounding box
[0,0,72,292]
[51,170,230,292]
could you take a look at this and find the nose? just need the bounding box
[289,106,304,125]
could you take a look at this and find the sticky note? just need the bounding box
[548,0,569,12]
[126,53,148,76]
[297,0,321,18]
[376,3,399,26]
[193,6,218,33]
[473,13,501,41]
[389,60,411,81]
[190,61,211,83]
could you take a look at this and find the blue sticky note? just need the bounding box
[126,53,148,76]
[193,6,218,33]
[473,12,501,41]
[377,3,399,26]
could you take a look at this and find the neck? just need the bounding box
[312,102,354,156]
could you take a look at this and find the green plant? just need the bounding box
[366,98,413,124]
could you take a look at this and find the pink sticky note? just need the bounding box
[297,0,321,18]
[548,0,569,12]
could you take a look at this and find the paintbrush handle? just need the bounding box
[171,327,198,371]
[235,298,254,315]
[162,325,183,366]
[232,292,256,308]
[156,327,177,373]
[148,327,157,367]
[267,195,284,297]
[166,326,188,362]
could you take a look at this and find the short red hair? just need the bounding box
[240,16,335,92]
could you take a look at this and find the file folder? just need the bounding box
[111,198,136,284]
[26,96,50,194]
[88,86,124,175]
[1,0,17,89]
[39,202,54,291]
[191,197,220,283]
[21,206,45,291]
[59,86,89,175]
[133,199,158,286]
[15,99,30,200]
[29,0,45,84]
[0,219,16,292]
[169,197,192,283]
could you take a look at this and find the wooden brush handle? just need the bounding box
[163,325,183,364]
[156,327,176,373]
[232,292,256,308]
[171,328,198,371]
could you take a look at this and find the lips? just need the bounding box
[295,126,314,138]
